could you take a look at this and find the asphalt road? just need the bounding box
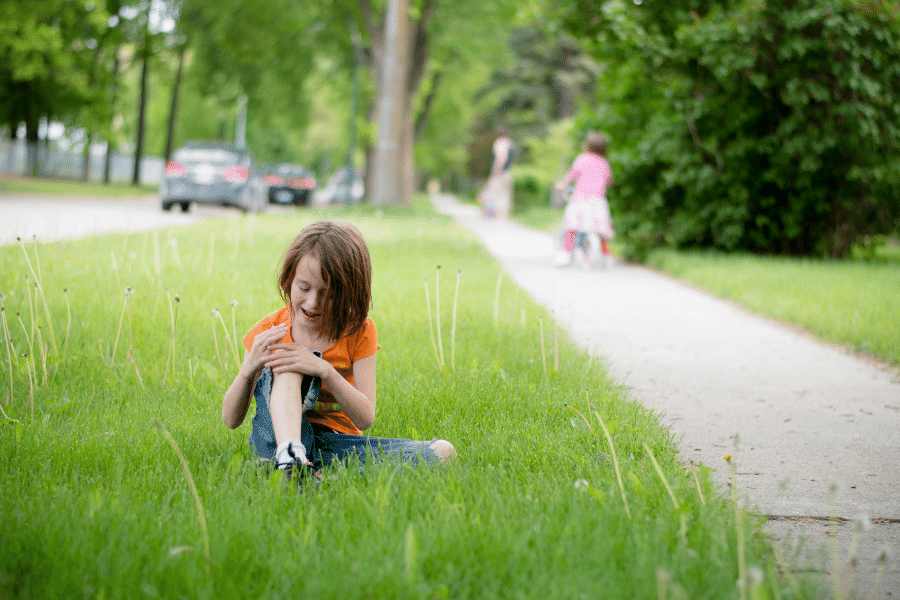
[0,194,253,246]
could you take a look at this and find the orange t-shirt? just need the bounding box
[242,307,378,435]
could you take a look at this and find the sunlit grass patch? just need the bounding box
[0,175,158,198]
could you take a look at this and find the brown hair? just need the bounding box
[584,131,607,157]
[277,221,372,341]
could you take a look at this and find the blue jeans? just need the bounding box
[248,367,440,470]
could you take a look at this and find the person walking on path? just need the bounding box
[221,220,456,481]
[480,127,515,220]
[554,131,615,269]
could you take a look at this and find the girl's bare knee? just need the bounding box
[271,370,303,392]
[429,439,457,463]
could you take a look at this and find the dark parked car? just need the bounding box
[160,142,267,213]
[264,163,316,206]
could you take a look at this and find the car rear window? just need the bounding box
[174,148,238,165]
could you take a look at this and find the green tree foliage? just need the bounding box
[0,0,112,170]
[557,0,900,257]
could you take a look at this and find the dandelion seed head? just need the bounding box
[0,293,5,301]
[212,309,220,317]
[230,300,238,308]
[747,566,764,586]
[574,479,589,491]
[854,514,872,533]
[124,286,133,296]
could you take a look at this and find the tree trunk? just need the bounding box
[103,47,121,184]
[164,43,186,163]
[371,0,410,206]
[23,92,40,177]
[82,133,92,182]
[132,17,150,186]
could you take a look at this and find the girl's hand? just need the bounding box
[240,324,288,381]
[264,343,330,379]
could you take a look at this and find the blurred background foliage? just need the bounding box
[1,0,898,257]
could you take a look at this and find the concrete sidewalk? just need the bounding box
[433,193,900,598]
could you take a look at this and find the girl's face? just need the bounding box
[290,253,327,338]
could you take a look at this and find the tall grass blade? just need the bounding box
[211,310,226,374]
[493,273,502,328]
[538,316,546,373]
[423,276,441,368]
[154,420,210,566]
[17,239,58,355]
[724,454,747,600]
[591,397,632,519]
[435,266,444,367]
[0,300,18,421]
[564,403,593,433]
[451,270,461,371]
[642,440,679,510]
[62,289,71,361]
[110,288,132,367]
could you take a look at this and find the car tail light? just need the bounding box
[165,161,186,177]
[291,177,316,189]
[223,166,249,182]
[264,174,284,186]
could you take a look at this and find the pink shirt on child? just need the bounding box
[564,153,613,198]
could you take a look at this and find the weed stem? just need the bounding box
[642,440,680,510]
[493,273,502,328]
[154,420,211,566]
[451,270,461,372]
[538,317,546,373]
[591,396,631,519]
[423,277,441,368]
[564,403,593,433]
[63,289,71,361]
[18,239,58,355]
[435,266,444,367]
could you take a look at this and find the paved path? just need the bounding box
[433,193,900,598]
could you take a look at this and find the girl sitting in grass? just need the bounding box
[222,220,456,479]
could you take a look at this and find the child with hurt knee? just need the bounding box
[221,220,456,479]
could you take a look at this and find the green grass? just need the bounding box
[0,207,813,598]
[0,175,158,198]
[511,204,565,233]
[646,248,900,368]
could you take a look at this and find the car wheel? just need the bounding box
[179,202,190,213]
[162,202,173,211]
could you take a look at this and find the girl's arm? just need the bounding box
[555,156,580,190]
[222,324,288,428]
[264,346,377,431]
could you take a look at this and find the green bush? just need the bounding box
[560,0,900,258]
[512,168,549,212]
